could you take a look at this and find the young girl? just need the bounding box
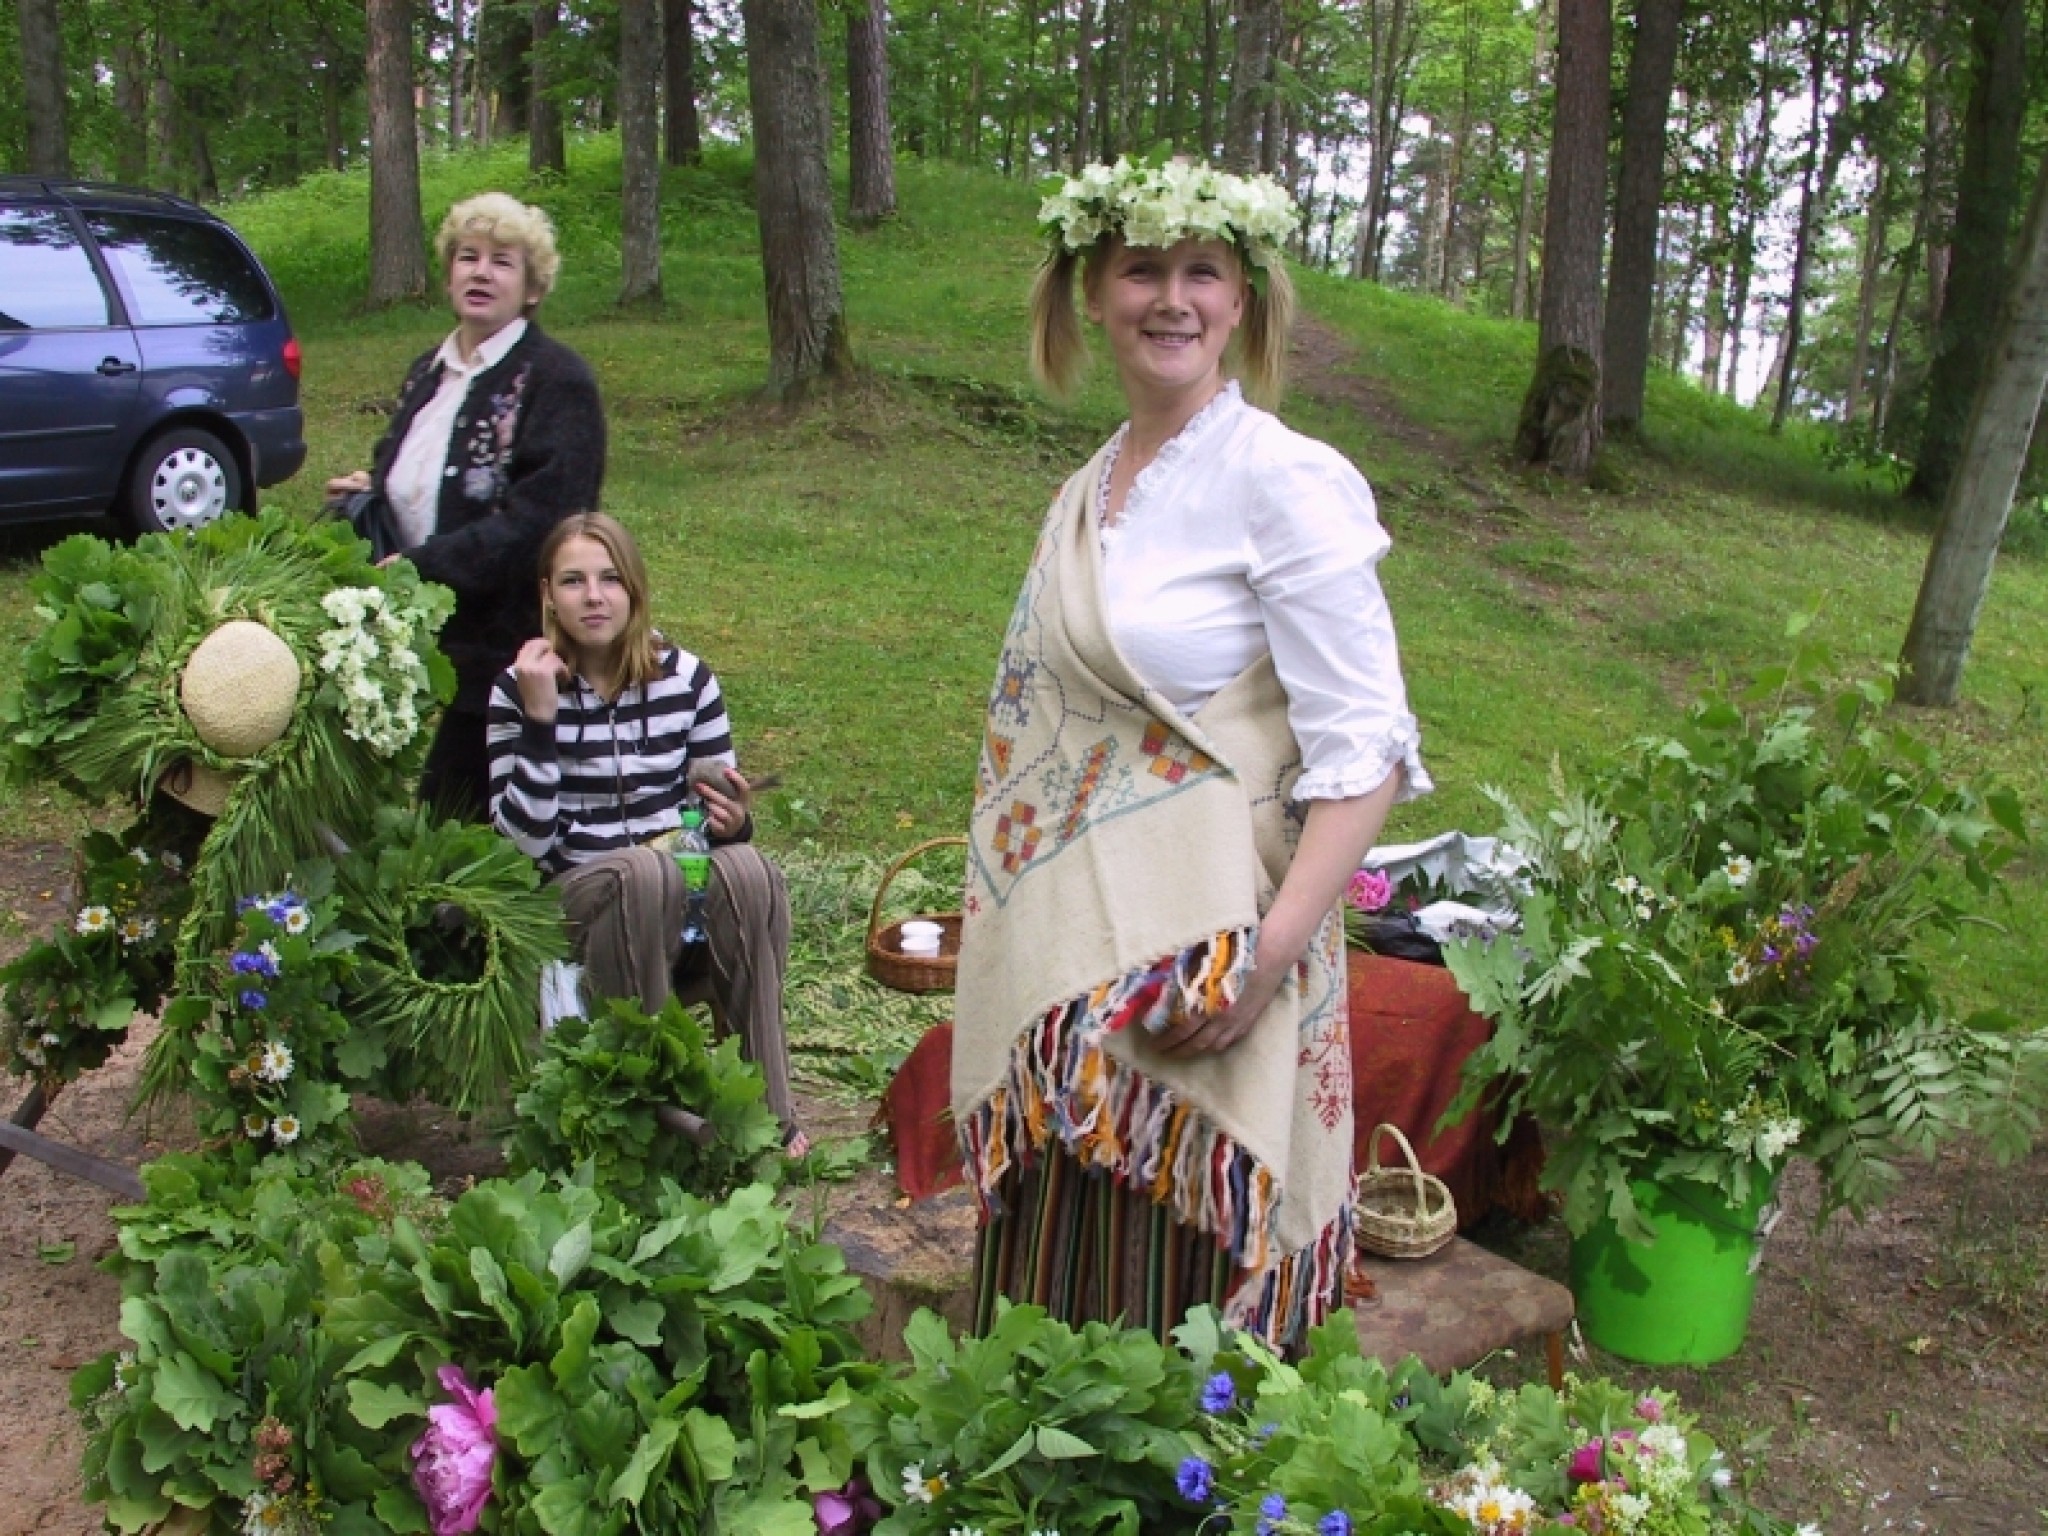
[487,512,806,1153]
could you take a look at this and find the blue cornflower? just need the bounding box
[265,899,298,924]
[230,950,279,979]
[239,989,268,1010]
[1199,1371,1236,1415]
[1175,1456,1214,1505]
[1317,1514,1352,1536]
[236,895,262,913]
[1258,1493,1287,1534]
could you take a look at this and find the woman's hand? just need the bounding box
[511,637,569,723]
[1155,771,1407,1059]
[694,765,753,840]
[324,469,372,504]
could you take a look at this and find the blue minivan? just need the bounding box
[0,177,305,533]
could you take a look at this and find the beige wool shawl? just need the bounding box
[952,446,1355,1338]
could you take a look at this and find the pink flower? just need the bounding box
[411,1365,496,1536]
[813,1477,882,1535]
[1567,1438,1606,1484]
[1635,1395,1664,1423]
[1346,869,1393,913]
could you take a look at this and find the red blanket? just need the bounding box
[881,953,1546,1227]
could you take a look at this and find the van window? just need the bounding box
[84,211,274,325]
[0,206,112,329]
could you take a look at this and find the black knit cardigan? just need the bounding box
[369,321,607,712]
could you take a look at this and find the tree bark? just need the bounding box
[1071,0,1095,169]
[1899,152,2048,706]
[618,0,663,304]
[531,0,566,174]
[367,0,430,307]
[1908,0,2027,503]
[1723,72,1775,404]
[743,0,855,397]
[1359,0,1418,283]
[17,0,71,175]
[1601,0,1684,433]
[1199,0,1222,155]
[1513,0,1609,476]
[1222,0,1279,173]
[450,0,468,144]
[1507,0,1548,320]
[847,0,897,225]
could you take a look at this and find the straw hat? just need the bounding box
[179,620,302,757]
[158,759,237,818]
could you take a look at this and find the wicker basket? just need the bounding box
[865,837,967,994]
[1355,1122,1458,1259]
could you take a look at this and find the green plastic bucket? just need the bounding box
[1568,1174,1778,1365]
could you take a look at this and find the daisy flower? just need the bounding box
[1728,956,1754,986]
[244,1114,270,1139]
[1723,854,1754,888]
[74,905,113,936]
[271,1115,302,1146]
[902,1463,945,1504]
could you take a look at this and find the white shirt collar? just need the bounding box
[434,315,530,375]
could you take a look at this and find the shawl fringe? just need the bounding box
[960,927,1356,1346]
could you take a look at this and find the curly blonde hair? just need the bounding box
[1028,238,1296,410]
[436,192,562,304]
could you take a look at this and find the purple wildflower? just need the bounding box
[1199,1372,1236,1415]
[239,989,268,1010]
[231,950,279,979]
[1794,931,1819,956]
[1761,944,1782,965]
[1317,1514,1352,1536]
[1176,1456,1215,1505]
[1258,1493,1288,1534]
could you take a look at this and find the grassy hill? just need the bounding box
[3,134,2041,1022]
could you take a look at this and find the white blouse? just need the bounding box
[1098,381,1432,803]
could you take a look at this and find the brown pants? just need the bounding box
[552,843,797,1133]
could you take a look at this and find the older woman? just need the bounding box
[327,192,605,820]
[952,160,1432,1353]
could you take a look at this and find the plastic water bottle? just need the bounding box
[675,805,711,945]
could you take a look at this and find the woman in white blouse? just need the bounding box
[951,161,1432,1351]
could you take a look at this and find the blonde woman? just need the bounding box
[951,159,1432,1351]
[487,513,805,1155]
[327,192,605,820]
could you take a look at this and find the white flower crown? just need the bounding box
[1037,157,1300,270]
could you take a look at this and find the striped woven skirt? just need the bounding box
[971,1144,1238,1344]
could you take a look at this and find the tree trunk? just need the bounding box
[1723,75,1775,404]
[450,0,468,144]
[1514,0,1610,476]
[531,0,566,174]
[742,0,855,397]
[662,0,702,165]
[1873,198,1926,445]
[1507,0,1548,320]
[16,0,70,175]
[112,33,150,184]
[1360,0,1417,283]
[1072,0,1095,169]
[1601,0,1684,433]
[618,0,663,303]
[1199,0,1222,155]
[1908,0,2027,503]
[367,0,430,307]
[1899,153,2048,706]
[1844,177,1889,423]
[1222,0,1278,173]
[847,0,897,224]
[1771,0,1862,433]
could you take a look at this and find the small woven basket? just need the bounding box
[865,837,967,994]
[1355,1122,1458,1259]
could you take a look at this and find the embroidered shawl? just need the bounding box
[952,445,1355,1345]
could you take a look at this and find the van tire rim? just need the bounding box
[150,446,229,531]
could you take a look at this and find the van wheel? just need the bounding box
[127,428,243,534]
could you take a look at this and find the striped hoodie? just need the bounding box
[487,643,740,875]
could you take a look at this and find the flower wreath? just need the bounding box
[1037,156,1300,269]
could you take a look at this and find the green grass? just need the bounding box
[2,135,2043,1028]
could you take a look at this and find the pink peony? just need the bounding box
[1567,1439,1606,1484]
[411,1365,497,1536]
[1635,1395,1664,1423]
[1346,869,1394,913]
[814,1477,883,1535]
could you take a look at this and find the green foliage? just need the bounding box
[1446,643,2039,1237]
[506,996,785,1207]
[0,822,194,1084]
[847,1301,1205,1535]
[336,805,569,1111]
